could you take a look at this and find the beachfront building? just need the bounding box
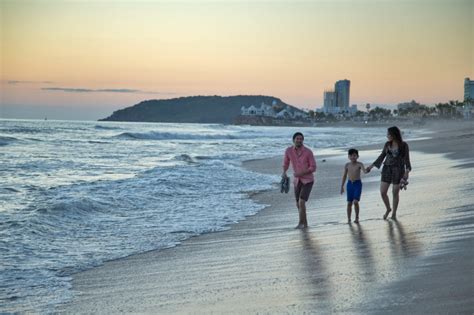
[240,102,275,117]
[335,79,350,112]
[240,102,308,120]
[463,78,474,119]
[323,91,338,114]
[397,100,421,111]
[322,79,351,114]
[275,108,294,119]
[465,78,474,101]
[350,104,358,115]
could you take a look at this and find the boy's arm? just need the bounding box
[360,162,368,174]
[341,164,348,194]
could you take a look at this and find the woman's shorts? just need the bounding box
[381,165,403,184]
[294,181,314,202]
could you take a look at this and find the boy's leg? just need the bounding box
[354,200,360,223]
[380,182,391,219]
[347,202,353,223]
[354,181,361,223]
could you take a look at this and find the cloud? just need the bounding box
[7,80,54,84]
[42,87,174,94]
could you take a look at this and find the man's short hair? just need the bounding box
[292,132,304,141]
[348,148,359,156]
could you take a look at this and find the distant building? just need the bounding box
[240,103,307,120]
[350,104,358,115]
[241,102,275,117]
[397,100,421,111]
[323,91,338,114]
[275,107,294,119]
[335,79,350,112]
[465,78,474,101]
[322,79,351,114]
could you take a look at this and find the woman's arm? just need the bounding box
[367,143,387,171]
[403,142,412,178]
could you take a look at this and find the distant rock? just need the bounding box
[100,95,303,124]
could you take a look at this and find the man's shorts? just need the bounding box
[346,179,362,202]
[294,181,314,202]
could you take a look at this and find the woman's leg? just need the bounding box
[391,184,400,219]
[380,181,391,219]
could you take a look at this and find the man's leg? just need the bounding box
[298,199,308,228]
[380,181,391,219]
[294,182,303,228]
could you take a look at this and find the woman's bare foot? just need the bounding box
[383,209,392,220]
[354,217,359,223]
[295,223,305,229]
[391,215,397,220]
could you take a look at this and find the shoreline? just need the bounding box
[59,122,473,313]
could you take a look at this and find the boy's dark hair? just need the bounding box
[348,148,359,156]
[292,132,304,140]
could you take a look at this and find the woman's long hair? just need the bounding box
[388,126,403,143]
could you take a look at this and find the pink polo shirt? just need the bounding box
[283,144,317,185]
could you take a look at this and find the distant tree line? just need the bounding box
[310,98,472,122]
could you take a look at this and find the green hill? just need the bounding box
[100,95,301,124]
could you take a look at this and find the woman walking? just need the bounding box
[367,126,411,220]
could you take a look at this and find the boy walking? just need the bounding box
[341,148,368,223]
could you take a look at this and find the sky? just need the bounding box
[1,0,473,120]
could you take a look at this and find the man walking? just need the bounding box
[282,132,317,229]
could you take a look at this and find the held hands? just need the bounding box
[366,165,373,173]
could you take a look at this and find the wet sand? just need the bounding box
[60,121,473,314]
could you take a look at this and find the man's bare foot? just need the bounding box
[295,223,305,229]
[354,218,359,223]
[383,209,392,220]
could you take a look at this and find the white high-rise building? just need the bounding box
[322,79,351,114]
[465,78,474,101]
[323,91,337,114]
[335,79,350,111]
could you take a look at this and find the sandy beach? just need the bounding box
[60,121,473,314]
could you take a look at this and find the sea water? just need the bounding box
[0,119,416,312]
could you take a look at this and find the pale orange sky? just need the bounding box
[1,0,473,119]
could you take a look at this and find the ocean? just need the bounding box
[0,119,415,312]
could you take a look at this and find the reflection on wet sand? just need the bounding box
[298,230,331,307]
[387,219,422,258]
[348,223,376,280]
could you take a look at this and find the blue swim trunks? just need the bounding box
[346,180,362,202]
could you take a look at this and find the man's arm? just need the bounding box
[282,149,290,177]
